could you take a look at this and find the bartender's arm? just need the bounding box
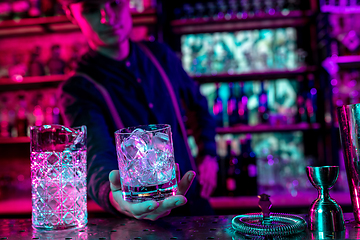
[165,46,219,199]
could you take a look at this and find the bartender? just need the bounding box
[58,0,219,220]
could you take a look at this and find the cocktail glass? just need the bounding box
[30,124,87,230]
[115,124,177,202]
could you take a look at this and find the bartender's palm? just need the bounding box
[109,164,195,221]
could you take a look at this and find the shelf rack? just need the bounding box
[171,10,315,34]
[0,65,317,91]
[192,66,317,83]
[216,123,321,135]
[0,9,157,37]
[0,123,321,144]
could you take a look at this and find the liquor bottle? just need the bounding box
[258,81,269,124]
[252,0,263,15]
[306,75,317,123]
[228,0,239,17]
[32,93,44,126]
[47,44,65,75]
[28,0,40,17]
[238,82,248,125]
[216,0,228,19]
[264,0,275,15]
[213,83,224,127]
[41,0,55,16]
[0,0,12,21]
[28,46,45,76]
[0,96,11,137]
[225,139,240,196]
[15,94,28,137]
[182,3,195,19]
[239,134,258,196]
[8,53,27,81]
[227,82,240,126]
[206,1,217,19]
[65,43,81,73]
[295,81,308,123]
[240,0,251,17]
[214,136,227,196]
[194,2,205,19]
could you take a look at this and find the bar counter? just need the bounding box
[0,212,359,240]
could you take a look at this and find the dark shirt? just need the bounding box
[59,41,217,216]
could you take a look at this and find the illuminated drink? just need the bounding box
[115,124,177,202]
[30,125,87,230]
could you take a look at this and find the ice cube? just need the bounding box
[132,128,152,145]
[153,132,171,152]
[121,134,147,161]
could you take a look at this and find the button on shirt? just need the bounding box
[59,41,217,216]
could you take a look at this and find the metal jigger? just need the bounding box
[306,166,345,232]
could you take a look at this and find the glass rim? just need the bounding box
[30,124,86,131]
[115,124,171,135]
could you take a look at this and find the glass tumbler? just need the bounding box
[115,124,178,202]
[30,124,87,230]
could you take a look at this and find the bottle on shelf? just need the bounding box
[41,0,56,16]
[238,134,258,196]
[295,80,308,123]
[0,96,11,138]
[237,82,249,125]
[213,83,224,127]
[305,74,317,123]
[227,82,240,127]
[15,94,29,137]
[31,93,44,126]
[28,0,40,17]
[28,46,45,77]
[47,44,65,75]
[258,81,269,124]
[214,135,227,196]
[65,43,81,74]
[44,91,60,125]
[225,139,241,196]
[8,53,27,82]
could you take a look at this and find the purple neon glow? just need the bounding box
[336,99,344,107]
[349,80,357,87]
[268,159,274,166]
[310,88,317,95]
[293,180,299,186]
[333,87,339,94]
[331,79,337,86]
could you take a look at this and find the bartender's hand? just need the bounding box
[109,163,195,221]
[198,155,218,199]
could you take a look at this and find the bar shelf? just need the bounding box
[171,10,315,34]
[215,123,321,135]
[191,66,317,83]
[336,55,360,69]
[0,137,30,144]
[0,8,157,37]
[0,75,67,91]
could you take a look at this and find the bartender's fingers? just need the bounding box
[176,171,195,196]
[109,170,122,191]
[153,195,187,214]
[176,163,181,182]
[127,201,160,218]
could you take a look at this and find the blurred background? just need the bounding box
[0,0,358,217]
